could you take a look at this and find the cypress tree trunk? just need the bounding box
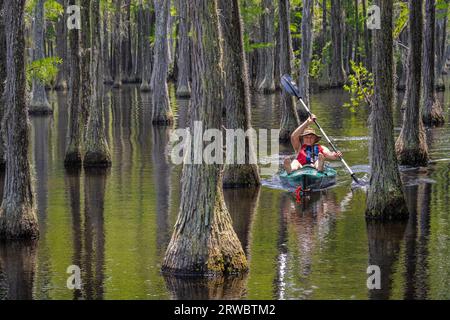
[354,0,360,63]
[55,0,68,90]
[362,0,371,70]
[366,0,408,221]
[84,0,112,167]
[64,0,82,166]
[298,0,313,107]
[113,0,122,88]
[175,0,191,97]
[0,0,6,169]
[103,6,114,85]
[422,0,445,126]
[132,3,143,83]
[218,0,260,188]
[80,0,91,125]
[396,0,429,166]
[330,0,345,87]
[29,0,52,114]
[435,7,447,91]
[254,0,276,93]
[278,0,300,142]
[162,0,248,275]
[151,0,173,125]
[122,0,132,83]
[140,0,153,92]
[0,0,39,239]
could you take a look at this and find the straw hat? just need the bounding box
[300,127,322,143]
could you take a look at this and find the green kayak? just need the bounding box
[280,165,337,190]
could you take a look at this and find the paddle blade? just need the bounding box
[281,74,301,99]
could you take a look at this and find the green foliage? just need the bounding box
[309,54,323,80]
[343,61,374,112]
[436,0,449,19]
[45,0,64,21]
[27,56,62,86]
[393,1,408,39]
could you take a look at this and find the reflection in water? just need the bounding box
[276,191,341,299]
[152,125,171,254]
[163,274,248,300]
[224,187,260,254]
[0,240,37,300]
[83,168,108,300]
[366,221,406,300]
[0,84,446,299]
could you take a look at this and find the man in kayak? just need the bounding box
[284,114,343,174]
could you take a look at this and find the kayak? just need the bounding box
[279,165,337,190]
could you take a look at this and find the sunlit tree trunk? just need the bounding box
[298,0,313,106]
[435,5,447,91]
[330,0,345,87]
[366,0,408,221]
[278,0,300,142]
[175,0,191,97]
[80,0,91,125]
[218,0,260,188]
[140,0,154,91]
[30,0,52,114]
[396,0,428,166]
[0,0,39,239]
[362,0,371,70]
[102,5,113,85]
[0,0,6,169]
[112,0,122,88]
[64,0,82,166]
[255,0,275,93]
[84,0,112,167]
[151,0,173,124]
[55,0,68,90]
[422,0,445,126]
[162,0,248,275]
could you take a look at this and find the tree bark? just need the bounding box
[122,0,132,83]
[132,2,143,83]
[162,0,248,275]
[151,0,173,125]
[30,0,52,114]
[102,5,114,85]
[435,5,447,91]
[366,0,408,221]
[80,0,91,125]
[362,0,372,70]
[218,0,260,188]
[298,0,313,107]
[55,0,68,90]
[354,0,360,63]
[64,0,82,166]
[330,0,345,87]
[140,0,154,91]
[0,0,39,239]
[112,0,122,88]
[254,0,276,93]
[0,0,6,168]
[278,0,300,142]
[396,0,429,167]
[175,0,191,97]
[83,0,112,167]
[422,0,445,126]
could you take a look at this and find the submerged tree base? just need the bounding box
[422,101,445,127]
[0,205,39,240]
[223,164,260,188]
[176,85,191,98]
[84,151,112,168]
[395,141,429,167]
[28,104,53,115]
[365,190,409,221]
[64,151,82,167]
[152,116,174,126]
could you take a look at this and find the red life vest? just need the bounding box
[297,144,324,165]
